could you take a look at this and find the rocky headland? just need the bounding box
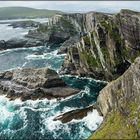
[0,9,140,139]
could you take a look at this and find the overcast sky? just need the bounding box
[0,1,140,13]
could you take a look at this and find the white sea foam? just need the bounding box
[6,26,13,30]
[62,106,79,114]
[40,106,103,139]
[21,61,28,68]
[61,74,108,83]
[25,54,47,60]
[20,32,28,35]
[0,105,13,123]
[25,49,57,60]
[0,45,45,55]
[0,95,27,126]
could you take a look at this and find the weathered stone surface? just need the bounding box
[0,68,80,101]
[97,57,140,116]
[49,31,70,45]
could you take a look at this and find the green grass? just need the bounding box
[89,101,140,139]
[0,6,63,20]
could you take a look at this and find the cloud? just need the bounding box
[0,1,140,13]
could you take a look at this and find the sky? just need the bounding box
[0,1,140,13]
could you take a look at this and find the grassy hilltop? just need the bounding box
[0,6,63,20]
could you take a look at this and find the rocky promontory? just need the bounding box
[0,68,80,101]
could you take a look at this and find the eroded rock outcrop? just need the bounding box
[0,68,80,101]
[0,38,43,51]
[90,57,140,139]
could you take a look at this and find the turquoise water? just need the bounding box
[0,23,106,139]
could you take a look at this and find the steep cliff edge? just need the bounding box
[59,9,140,81]
[90,57,140,139]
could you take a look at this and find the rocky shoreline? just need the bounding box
[0,68,80,101]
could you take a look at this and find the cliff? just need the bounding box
[58,9,140,81]
[89,56,140,139]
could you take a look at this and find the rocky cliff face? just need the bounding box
[59,10,140,81]
[89,56,140,139]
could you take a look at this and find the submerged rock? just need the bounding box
[0,68,80,101]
